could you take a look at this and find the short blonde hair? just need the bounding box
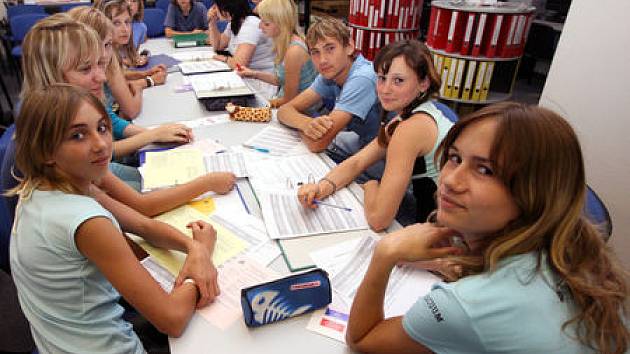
[12,84,111,197]
[305,16,351,49]
[20,13,102,99]
[257,0,303,64]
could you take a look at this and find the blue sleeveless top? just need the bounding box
[275,40,317,98]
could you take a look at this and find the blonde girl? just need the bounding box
[9,84,217,353]
[237,0,316,108]
[346,102,629,354]
[13,13,235,216]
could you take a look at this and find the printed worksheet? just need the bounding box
[243,125,310,156]
[247,153,330,190]
[140,148,206,191]
[204,152,248,177]
[179,60,230,75]
[258,188,368,239]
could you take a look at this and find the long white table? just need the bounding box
[136,38,388,354]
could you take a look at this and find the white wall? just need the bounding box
[540,0,630,270]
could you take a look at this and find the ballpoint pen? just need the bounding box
[313,199,352,212]
[242,144,270,153]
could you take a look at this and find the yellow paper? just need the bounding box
[136,205,248,276]
[189,197,216,215]
[142,149,206,190]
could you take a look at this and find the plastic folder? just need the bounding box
[173,33,209,48]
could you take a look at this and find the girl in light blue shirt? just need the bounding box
[345,102,629,354]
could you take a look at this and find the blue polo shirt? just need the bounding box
[164,2,208,32]
[310,54,381,149]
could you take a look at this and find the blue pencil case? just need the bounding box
[241,268,332,327]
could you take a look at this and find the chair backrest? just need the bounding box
[202,0,214,10]
[584,185,613,240]
[60,2,88,12]
[7,4,45,19]
[9,13,49,43]
[433,101,459,123]
[0,125,15,273]
[155,0,170,12]
[143,8,166,38]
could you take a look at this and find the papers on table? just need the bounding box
[175,115,231,129]
[140,148,207,191]
[306,236,440,343]
[247,153,330,190]
[258,188,368,239]
[243,125,310,156]
[210,212,281,266]
[142,255,279,331]
[197,257,279,330]
[205,152,248,178]
[179,60,230,75]
[189,72,254,99]
[132,205,248,276]
[171,50,216,62]
[141,256,175,293]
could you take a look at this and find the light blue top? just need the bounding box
[409,100,454,183]
[132,21,147,48]
[310,54,381,149]
[164,2,208,31]
[10,190,143,354]
[275,40,317,98]
[402,252,593,354]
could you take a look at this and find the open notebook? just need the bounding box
[189,71,255,99]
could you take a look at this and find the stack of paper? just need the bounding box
[139,148,207,191]
[179,60,230,75]
[189,72,254,99]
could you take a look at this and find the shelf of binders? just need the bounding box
[432,52,521,103]
[426,0,534,104]
[348,0,423,60]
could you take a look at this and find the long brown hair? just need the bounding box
[95,0,139,67]
[10,84,111,198]
[436,101,628,353]
[374,39,441,147]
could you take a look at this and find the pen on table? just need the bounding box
[313,199,352,212]
[242,144,270,153]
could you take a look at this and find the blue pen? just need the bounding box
[313,199,352,212]
[242,144,270,153]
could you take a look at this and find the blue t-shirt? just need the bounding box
[164,2,208,32]
[310,54,380,148]
[132,21,147,48]
[10,190,143,354]
[402,253,593,353]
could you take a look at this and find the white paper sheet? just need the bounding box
[258,188,368,239]
[247,153,330,191]
[141,256,175,293]
[171,50,217,62]
[204,152,248,177]
[179,60,230,75]
[243,125,310,156]
[210,212,281,266]
[197,257,279,330]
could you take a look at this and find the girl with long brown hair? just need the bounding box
[346,102,628,353]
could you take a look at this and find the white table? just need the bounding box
[137,38,369,354]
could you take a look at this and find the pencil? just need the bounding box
[313,199,352,212]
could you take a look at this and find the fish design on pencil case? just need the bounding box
[251,291,312,324]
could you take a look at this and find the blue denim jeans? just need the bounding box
[109,162,141,191]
